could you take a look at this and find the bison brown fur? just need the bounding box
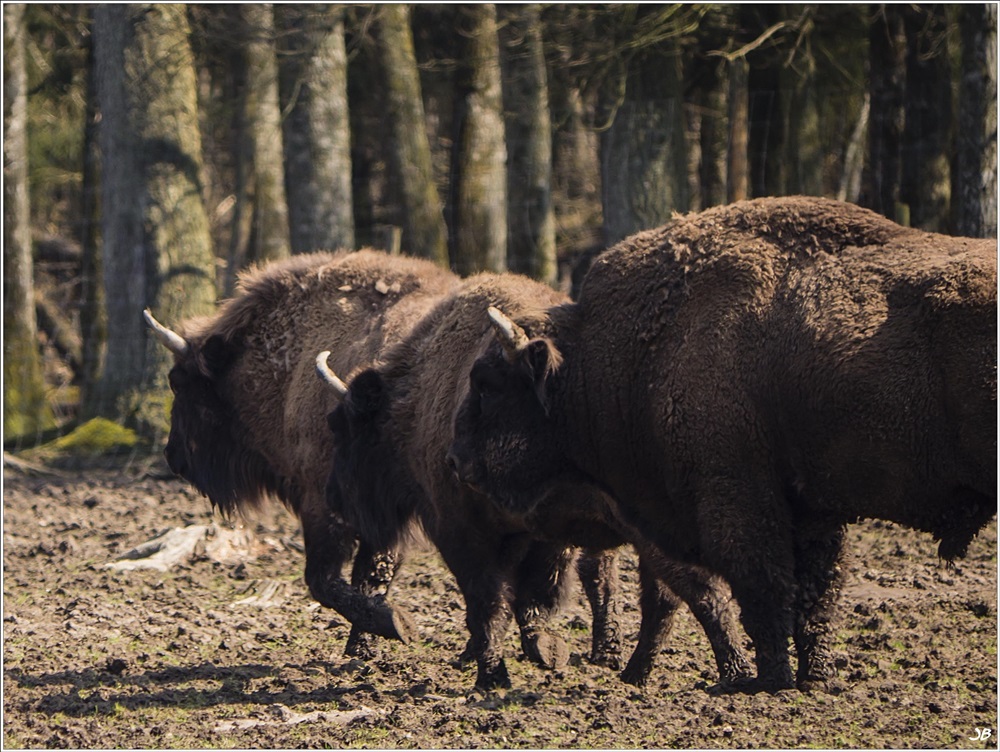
[325,273,752,689]
[448,196,997,692]
[149,250,459,650]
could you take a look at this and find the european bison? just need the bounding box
[145,250,459,653]
[321,273,751,689]
[448,196,997,692]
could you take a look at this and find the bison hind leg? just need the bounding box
[578,548,625,671]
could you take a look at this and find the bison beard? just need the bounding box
[449,196,997,692]
[322,273,752,690]
[146,250,459,650]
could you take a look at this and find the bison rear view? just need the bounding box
[449,196,997,693]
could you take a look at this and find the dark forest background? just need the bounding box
[3,3,997,447]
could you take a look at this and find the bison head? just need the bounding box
[322,366,424,552]
[145,310,283,515]
[448,306,571,516]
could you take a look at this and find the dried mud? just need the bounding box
[3,463,997,749]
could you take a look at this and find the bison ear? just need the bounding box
[345,369,386,417]
[522,338,562,415]
[199,335,235,378]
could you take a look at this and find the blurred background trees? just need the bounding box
[4,3,997,447]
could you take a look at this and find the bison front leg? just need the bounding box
[619,555,679,686]
[344,541,408,659]
[647,555,753,687]
[513,543,574,670]
[438,538,515,691]
[577,548,625,670]
[300,506,414,645]
[792,521,848,691]
[699,480,797,693]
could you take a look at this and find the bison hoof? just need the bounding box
[344,627,378,660]
[476,661,512,691]
[619,657,652,687]
[521,630,569,670]
[589,639,624,671]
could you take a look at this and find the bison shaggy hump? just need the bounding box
[450,196,996,692]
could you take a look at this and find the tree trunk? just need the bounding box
[499,3,557,285]
[726,56,750,202]
[900,4,952,232]
[91,4,217,437]
[866,4,907,222]
[79,8,106,417]
[953,3,997,238]
[600,18,689,244]
[375,4,449,266]
[697,58,728,209]
[275,4,354,254]
[3,3,54,441]
[452,4,507,275]
[237,4,290,273]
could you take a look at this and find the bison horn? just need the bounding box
[316,351,349,398]
[487,306,529,362]
[143,308,189,357]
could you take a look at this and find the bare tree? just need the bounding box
[866,4,907,223]
[225,3,291,295]
[375,4,449,266]
[3,3,54,439]
[91,4,217,436]
[499,3,557,285]
[275,4,354,254]
[452,4,507,275]
[953,3,997,238]
[900,4,952,232]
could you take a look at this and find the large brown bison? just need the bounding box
[448,196,997,692]
[321,273,752,689]
[145,250,459,652]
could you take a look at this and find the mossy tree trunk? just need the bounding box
[224,3,289,293]
[953,3,997,238]
[275,4,354,254]
[499,3,557,286]
[451,4,508,275]
[375,4,449,267]
[3,2,55,441]
[91,4,217,439]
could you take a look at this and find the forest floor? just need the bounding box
[2,460,997,749]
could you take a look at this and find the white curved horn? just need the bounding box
[143,308,189,357]
[487,306,529,362]
[315,351,348,398]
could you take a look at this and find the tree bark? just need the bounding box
[600,17,689,244]
[275,4,354,254]
[79,7,106,417]
[226,3,291,295]
[866,4,907,222]
[499,3,557,285]
[953,3,997,238]
[3,3,55,440]
[375,4,449,267]
[91,4,217,437]
[726,56,750,202]
[900,4,952,232]
[452,4,508,275]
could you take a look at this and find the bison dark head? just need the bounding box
[448,306,572,517]
[145,310,285,515]
[323,366,424,552]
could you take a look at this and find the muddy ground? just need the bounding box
[2,459,997,749]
